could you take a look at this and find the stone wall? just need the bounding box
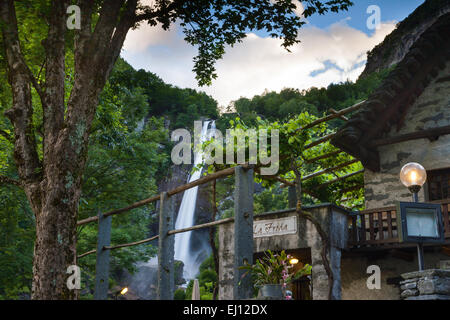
[400,269,450,300]
[364,61,450,209]
[218,204,349,300]
[341,249,449,300]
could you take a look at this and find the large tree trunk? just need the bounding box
[31,187,79,299]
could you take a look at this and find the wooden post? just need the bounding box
[94,210,112,300]
[157,192,175,300]
[233,166,254,299]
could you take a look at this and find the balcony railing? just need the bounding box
[348,199,450,249]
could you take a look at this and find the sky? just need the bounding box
[122,0,426,110]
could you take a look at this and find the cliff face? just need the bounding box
[360,0,450,79]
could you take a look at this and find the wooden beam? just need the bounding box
[299,100,365,131]
[104,235,159,251]
[78,217,237,258]
[301,159,360,181]
[371,125,450,147]
[316,170,364,188]
[77,165,246,226]
[329,108,348,121]
[166,166,240,198]
[77,249,96,259]
[304,132,336,150]
[304,150,343,163]
[167,217,235,235]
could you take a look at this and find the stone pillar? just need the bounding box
[233,166,254,299]
[218,221,234,300]
[309,206,347,300]
[288,185,297,208]
[400,269,450,300]
[157,192,175,300]
[94,210,112,300]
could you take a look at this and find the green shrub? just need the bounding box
[174,288,186,300]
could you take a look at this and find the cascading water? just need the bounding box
[174,120,215,280]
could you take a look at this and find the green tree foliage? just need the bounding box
[230,68,392,126]
[205,113,364,211]
[184,255,217,300]
[174,288,186,300]
[0,185,34,299]
[254,184,289,214]
[109,59,219,130]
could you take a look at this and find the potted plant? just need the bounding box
[240,250,312,299]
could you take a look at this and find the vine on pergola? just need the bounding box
[198,112,363,300]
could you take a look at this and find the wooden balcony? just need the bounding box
[348,199,450,250]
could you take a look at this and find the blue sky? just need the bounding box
[122,1,426,109]
[307,0,425,34]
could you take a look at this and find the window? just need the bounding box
[427,168,450,201]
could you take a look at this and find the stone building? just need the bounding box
[331,13,450,210]
[329,12,450,300]
[217,12,450,300]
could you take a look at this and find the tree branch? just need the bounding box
[0,175,23,187]
[0,0,41,184]
[133,1,179,23]
[42,0,69,146]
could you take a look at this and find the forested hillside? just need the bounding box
[217,67,391,132]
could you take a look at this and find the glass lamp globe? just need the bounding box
[400,162,427,193]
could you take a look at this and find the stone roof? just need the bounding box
[331,13,450,172]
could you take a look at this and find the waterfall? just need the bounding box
[174,120,214,280]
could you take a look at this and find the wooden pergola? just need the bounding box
[278,100,367,207]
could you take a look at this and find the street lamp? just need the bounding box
[397,162,444,271]
[400,162,427,202]
[114,287,128,300]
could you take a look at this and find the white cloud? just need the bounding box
[292,0,305,17]
[122,19,396,110]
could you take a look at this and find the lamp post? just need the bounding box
[400,162,427,271]
[114,287,128,300]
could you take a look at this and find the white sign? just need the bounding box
[253,216,297,238]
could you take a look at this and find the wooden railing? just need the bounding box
[348,199,450,248]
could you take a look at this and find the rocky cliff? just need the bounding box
[360,0,450,79]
